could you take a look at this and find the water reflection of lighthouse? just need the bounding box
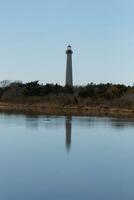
[65,117,72,151]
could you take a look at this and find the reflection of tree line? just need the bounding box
[24,116,134,151]
[1,112,134,129]
[24,115,134,151]
[4,113,133,151]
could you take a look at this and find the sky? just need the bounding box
[0,0,134,85]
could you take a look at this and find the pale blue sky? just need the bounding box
[0,0,133,85]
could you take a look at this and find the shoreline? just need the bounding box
[0,102,133,118]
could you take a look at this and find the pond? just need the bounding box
[1,113,134,200]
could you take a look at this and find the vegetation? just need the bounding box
[0,80,134,111]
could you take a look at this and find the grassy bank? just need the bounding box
[0,102,133,118]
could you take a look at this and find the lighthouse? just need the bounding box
[65,45,73,86]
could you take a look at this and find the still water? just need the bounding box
[1,113,134,200]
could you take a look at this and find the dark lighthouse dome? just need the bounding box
[66,45,73,54]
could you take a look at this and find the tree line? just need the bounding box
[0,80,133,102]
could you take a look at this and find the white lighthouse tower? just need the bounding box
[65,45,73,86]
